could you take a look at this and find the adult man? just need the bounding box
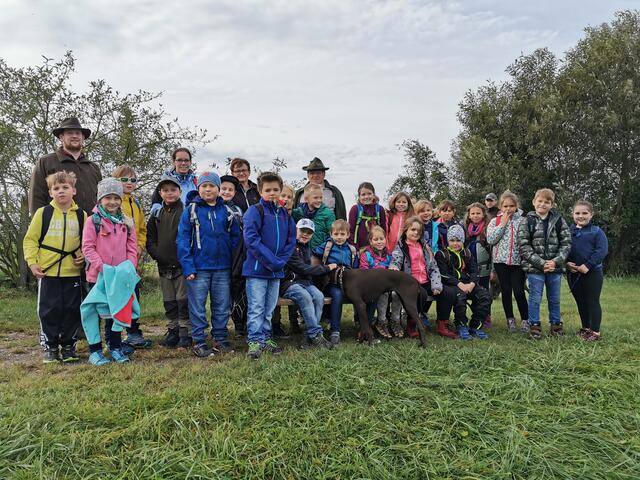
[29,117,102,216]
[150,147,198,215]
[230,158,260,212]
[293,157,346,220]
[484,192,499,218]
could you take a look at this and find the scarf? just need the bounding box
[466,221,485,259]
[98,205,125,225]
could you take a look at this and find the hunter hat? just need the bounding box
[302,157,330,172]
[52,117,91,139]
[296,218,316,232]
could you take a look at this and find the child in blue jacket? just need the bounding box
[177,172,241,358]
[243,172,296,360]
[566,200,608,341]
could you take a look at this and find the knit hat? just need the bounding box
[485,192,497,201]
[97,178,123,201]
[197,171,221,188]
[296,218,316,232]
[447,224,465,243]
[156,174,181,190]
[220,175,240,191]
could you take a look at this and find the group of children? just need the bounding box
[23,161,609,364]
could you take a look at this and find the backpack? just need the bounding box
[322,240,357,267]
[37,205,85,273]
[353,203,381,243]
[91,213,131,235]
[188,201,237,250]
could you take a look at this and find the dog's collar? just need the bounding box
[336,266,346,292]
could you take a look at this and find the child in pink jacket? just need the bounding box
[82,178,138,364]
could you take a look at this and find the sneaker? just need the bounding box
[110,349,130,363]
[529,323,543,340]
[458,326,473,341]
[520,319,531,333]
[329,331,341,346]
[177,336,193,348]
[272,323,289,339]
[549,322,565,337]
[247,341,263,360]
[88,351,111,366]
[308,334,333,349]
[506,317,517,333]
[214,340,235,354]
[577,328,591,339]
[193,343,215,358]
[469,328,489,340]
[584,331,601,342]
[125,331,153,349]
[43,346,60,364]
[118,342,136,356]
[162,328,180,348]
[61,345,80,363]
[264,339,284,354]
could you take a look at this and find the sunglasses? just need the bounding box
[118,177,138,183]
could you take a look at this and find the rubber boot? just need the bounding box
[437,320,458,339]
[407,318,419,338]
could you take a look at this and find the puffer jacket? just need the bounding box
[517,209,572,273]
[390,237,443,291]
[487,210,525,266]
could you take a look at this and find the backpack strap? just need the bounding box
[38,205,54,246]
[353,204,364,242]
[38,206,85,273]
[92,213,102,234]
[189,203,201,250]
[348,244,357,266]
[322,240,334,265]
[365,250,374,268]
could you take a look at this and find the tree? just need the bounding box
[0,52,209,287]
[387,139,452,203]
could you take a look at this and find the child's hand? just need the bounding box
[457,282,467,292]
[543,260,556,272]
[327,263,338,271]
[567,261,578,273]
[30,264,45,279]
[186,274,196,281]
[73,253,85,267]
[577,264,590,274]
[490,271,497,282]
[432,288,441,296]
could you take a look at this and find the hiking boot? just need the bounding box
[390,321,404,338]
[162,328,180,348]
[61,345,80,363]
[264,339,284,354]
[437,320,458,339]
[88,351,111,366]
[457,325,472,341]
[577,328,591,339]
[506,317,517,333]
[177,335,193,348]
[43,346,60,364]
[272,323,289,339]
[469,328,489,340]
[308,333,333,349]
[193,343,215,358]
[374,322,392,340]
[329,331,341,346]
[214,340,235,354]
[529,323,543,340]
[520,319,531,333]
[116,342,135,356]
[482,315,492,330]
[247,341,263,360]
[584,331,601,342]
[126,331,153,349]
[549,322,565,337]
[110,349,131,364]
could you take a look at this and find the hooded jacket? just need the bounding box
[146,200,184,275]
[294,180,347,220]
[280,241,330,295]
[176,192,241,277]
[435,247,479,286]
[517,209,572,273]
[487,210,525,266]
[242,199,296,279]
[23,200,86,277]
[121,192,147,249]
[390,237,443,291]
[82,207,138,283]
[292,203,336,250]
[150,169,198,215]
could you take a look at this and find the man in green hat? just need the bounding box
[29,117,102,216]
[293,157,347,220]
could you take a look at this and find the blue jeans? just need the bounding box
[246,277,280,343]
[187,269,230,345]
[327,284,344,333]
[527,273,562,325]
[282,283,324,339]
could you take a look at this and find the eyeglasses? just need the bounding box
[232,168,250,174]
[174,159,191,163]
[118,177,138,183]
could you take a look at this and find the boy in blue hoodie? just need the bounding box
[313,219,359,346]
[243,172,296,360]
[177,172,241,358]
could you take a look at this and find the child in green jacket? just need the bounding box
[293,183,335,250]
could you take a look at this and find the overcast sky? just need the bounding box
[1,0,634,203]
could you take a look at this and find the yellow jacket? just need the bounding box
[121,192,147,250]
[23,201,86,277]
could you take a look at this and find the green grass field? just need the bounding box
[0,277,639,479]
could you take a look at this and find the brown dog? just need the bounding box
[326,267,428,347]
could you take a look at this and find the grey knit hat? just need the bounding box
[447,224,465,243]
[97,177,123,201]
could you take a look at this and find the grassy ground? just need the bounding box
[0,276,639,479]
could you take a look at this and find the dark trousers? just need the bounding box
[38,276,82,348]
[438,284,491,329]
[231,291,248,331]
[493,263,528,320]
[126,282,142,334]
[419,283,457,319]
[568,269,603,332]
